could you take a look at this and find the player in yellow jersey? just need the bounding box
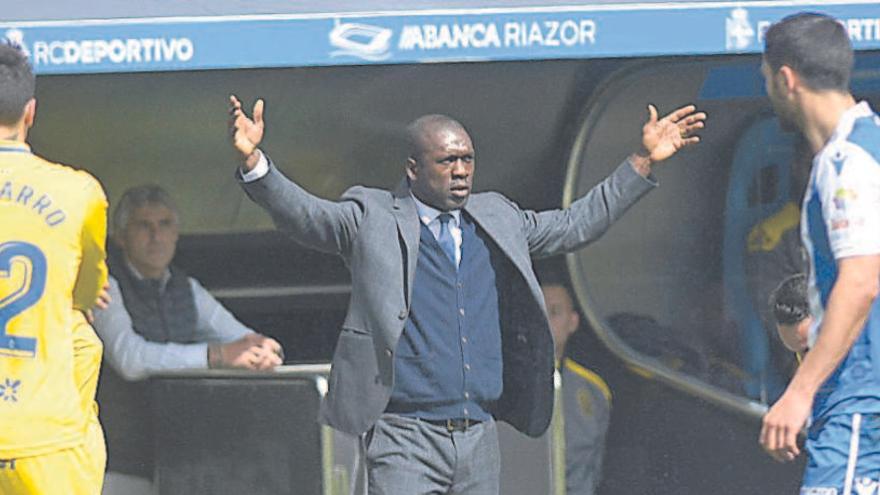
[0,43,110,494]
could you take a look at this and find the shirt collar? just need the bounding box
[125,257,172,288]
[0,140,30,154]
[410,193,461,227]
[830,101,874,143]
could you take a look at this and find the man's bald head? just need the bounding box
[404,114,475,211]
[406,114,469,159]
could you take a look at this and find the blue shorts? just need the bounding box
[802,413,880,495]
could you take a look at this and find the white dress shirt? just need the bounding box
[411,194,462,267]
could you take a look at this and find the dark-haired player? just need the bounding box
[0,43,109,494]
[758,13,880,495]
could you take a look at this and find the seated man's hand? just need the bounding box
[247,333,285,370]
[94,283,112,310]
[257,335,284,361]
[83,283,112,324]
[210,332,283,370]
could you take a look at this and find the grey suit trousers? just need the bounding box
[365,414,500,495]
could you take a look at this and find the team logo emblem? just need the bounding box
[833,188,857,210]
[329,19,393,61]
[725,8,755,51]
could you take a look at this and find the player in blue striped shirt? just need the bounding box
[759,13,880,495]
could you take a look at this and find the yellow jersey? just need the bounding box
[0,140,108,458]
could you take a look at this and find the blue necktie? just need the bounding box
[437,213,457,268]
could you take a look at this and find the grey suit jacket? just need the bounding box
[241,157,655,436]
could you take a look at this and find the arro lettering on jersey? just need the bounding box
[0,180,66,227]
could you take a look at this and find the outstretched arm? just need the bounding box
[525,104,706,257]
[228,95,363,255]
[627,104,705,177]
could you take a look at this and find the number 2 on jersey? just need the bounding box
[0,241,46,358]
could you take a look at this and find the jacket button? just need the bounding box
[398,310,408,320]
[385,348,393,357]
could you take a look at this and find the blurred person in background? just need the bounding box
[541,277,611,495]
[770,273,811,359]
[745,134,811,392]
[93,184,283,495]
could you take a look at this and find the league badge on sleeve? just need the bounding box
[0,377,20,403]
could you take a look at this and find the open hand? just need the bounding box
[640,104,706,163]
[228,95,265,169]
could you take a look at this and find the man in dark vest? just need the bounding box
[93,185,283,495]
[229,95,705,494]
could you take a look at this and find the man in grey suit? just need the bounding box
[227,97,705,494]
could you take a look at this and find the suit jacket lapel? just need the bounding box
[466,195,547,320]
[392,179,420,307]
[465,196,532,281]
